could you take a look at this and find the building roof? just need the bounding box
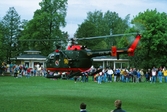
[11,54,46,60]
[10,50,46,61]
[24,50,41,53]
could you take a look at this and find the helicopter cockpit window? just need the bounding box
[55,52,60,60]
[49,54,54,59]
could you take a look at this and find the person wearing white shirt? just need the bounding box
[151,67,157,83]
[107,68,113,82]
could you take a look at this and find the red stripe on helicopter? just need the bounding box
[46,67,90,72]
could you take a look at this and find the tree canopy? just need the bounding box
[130,9,167,68]
[0,7,22,63]
[19,0,68,55]
[75,10,130,50]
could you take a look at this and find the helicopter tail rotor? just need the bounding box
[127,34,141,56]
[110,34,141,59]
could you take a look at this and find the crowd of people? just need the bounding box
[98,66,167,84]
[0,62,47,78]
[13,64,47,78]
[77,66,167,84]
[1,61,167,84]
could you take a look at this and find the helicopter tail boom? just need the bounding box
[87,34,141,59]
[112,34,141,58]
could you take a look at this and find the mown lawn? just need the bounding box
[0,76,166,112]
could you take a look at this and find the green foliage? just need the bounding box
[0,77,167,112]
[0,21,6,61]
[1,7,22,63]
[20,0,68,55]
[75,21,102,49]
[76,21,97,37]
[131,9,167,68]
[86,40,108,50]
[0,0,68,62]
[75,10,130,50]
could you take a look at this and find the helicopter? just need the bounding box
[45,33,141,79]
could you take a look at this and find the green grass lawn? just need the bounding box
[0,76,166,112]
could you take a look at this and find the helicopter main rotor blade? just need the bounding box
[18,38,66,42]
[76,33,137,40]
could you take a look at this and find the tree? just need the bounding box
[75,10,130,50]
[75,21,104,49]
[131,9,167,69]
[103,11,130,48]
[1,7,22,63]
[0,21,6,62]
[103,11,129,35]
[20,0,68,55]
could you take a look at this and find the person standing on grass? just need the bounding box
[33,67,37,76]
[102,68,108,82]
[128,68,133,82]
[145,71,149,82]
[110,100,126,112]
[107,68,113,82]
[26,67,31,78]
[140,69,144,82]
[132,68,137,83]
[97,72,102,84]
[113,69,117,82]
[80,102,87,112]
[81,72,86,82]
[116,68,121,82]
[120,69,124,82]
[123,69,129,83]
[151,67,157,83]
[163,67,167,83]
[136,69,141,83]
[158,69,163,83]
[147,69,151,82]
[1,62,6,76]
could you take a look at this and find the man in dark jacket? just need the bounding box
[111,100,126,112]
[80,102,87,112]
[132,68,137,83]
